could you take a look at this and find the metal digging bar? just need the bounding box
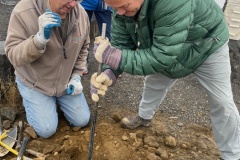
[88,22,107,160]
[16,136,29,160]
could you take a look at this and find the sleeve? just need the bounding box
[5,12,43,67]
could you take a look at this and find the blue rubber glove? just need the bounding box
[66,74,83,95]
[36,9,62,45]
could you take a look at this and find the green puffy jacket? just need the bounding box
[111,0,229,78]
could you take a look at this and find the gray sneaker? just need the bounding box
[120,115,151,129]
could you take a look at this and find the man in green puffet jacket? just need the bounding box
[90,0,240,159]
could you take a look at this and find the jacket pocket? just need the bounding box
[193,37,215,53]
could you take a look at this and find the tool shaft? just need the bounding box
[16,137,29,160]
[15,121,23,150]
[88,23,107,160]
[101,23,107,40]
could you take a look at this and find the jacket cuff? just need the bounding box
[33,35,46,53]
[102,64,123,78]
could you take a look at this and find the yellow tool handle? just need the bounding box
[0,141,32,160]
[0,141,18,155]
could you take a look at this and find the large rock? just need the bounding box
[0,107,17,121]
[0,41,14,81]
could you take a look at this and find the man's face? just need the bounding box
[50,0,78,18]
[105,0,144,17]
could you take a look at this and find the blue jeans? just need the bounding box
[16,78,90,138]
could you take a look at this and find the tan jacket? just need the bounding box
[224,0,240,40]
[5,0,90,97]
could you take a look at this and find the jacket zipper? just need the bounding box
[52,15,79,95]
[135,22,141,49]
[135,23,138,33]
[63,47,67,59]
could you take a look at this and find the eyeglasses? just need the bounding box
[66,0,83,3]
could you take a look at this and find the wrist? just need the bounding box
[71,74,81,81]
[36,32,49,45]
[104,69,117,86]
[103,46,122,70]
[33,35,47,52]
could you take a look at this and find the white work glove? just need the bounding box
[90,69,117,102]
[93,36,122,70]
[66,74,83,95]
[36,9,61,46]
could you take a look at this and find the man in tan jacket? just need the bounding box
[5,0,90,138]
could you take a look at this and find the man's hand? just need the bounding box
[93,36,122,70]
[66,74,83,95]
[36,9,62,45]
[90,69,117,102]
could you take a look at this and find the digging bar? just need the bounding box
[16,136,29,160]
[88,22,107,160]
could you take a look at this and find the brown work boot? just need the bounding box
[120,115,151,129]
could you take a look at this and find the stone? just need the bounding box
[24,126,38,139]
[144,136,159,148]
[72,126,81,132]
[0,107,16,121]
[164,136,177,148]
[2,120,11,129]
[112,112,124,122]
[156,148,169,160]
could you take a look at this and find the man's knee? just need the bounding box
[71,113,90,127]
[34,124,58,138]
